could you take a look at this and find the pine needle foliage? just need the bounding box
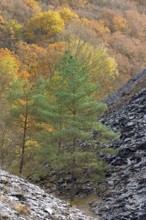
[35,51,118,200]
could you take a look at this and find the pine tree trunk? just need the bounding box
[55,171,60,192]
[70,170,75,202]
[0,130,5,168]
[19,114,28,175]
[55,140,62,192]
[70,137,76,202]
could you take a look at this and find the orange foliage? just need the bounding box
[112,15,128,32]
[100,8,117,33]
[39,42,65,78]
[0,48,12,60]
[0,16,4,25]
[16,42,46,80]
[16,42,66,80]
[109,49,132,81]
[125,9,146,37]
[82,18,110,40]
[41,123,55,132]
[19,70,31,82]
[100,9,128,33]
[109,32,146,78]
[1,0,146,95]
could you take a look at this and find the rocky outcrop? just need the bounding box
[103,69,146,110]
[0,169,98,220]
[96,86,146,219]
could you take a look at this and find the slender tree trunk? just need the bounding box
[56,172,60,192]
[19,114,28,175]
[0,130,5,168]
[70,169,76,202]
[55,140,62,192]
[70,138,76,202]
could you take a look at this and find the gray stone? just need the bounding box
[0,170,98,220]
[96,85,146,220]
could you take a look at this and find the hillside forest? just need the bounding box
[0,0,146,201]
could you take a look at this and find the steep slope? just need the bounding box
[0,169,98,220]
[103,69,146,109]
[96,70,146,220]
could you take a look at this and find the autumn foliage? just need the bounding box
[0,48,18,92]
[1,0,146,196]
[58,7,79,23]
[24,11,64,42]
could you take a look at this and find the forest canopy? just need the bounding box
[0,0,145,200]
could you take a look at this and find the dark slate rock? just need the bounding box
[96,80,146,220]
[103,69,146,108]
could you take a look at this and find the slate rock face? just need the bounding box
[96,88,146,220]
[0,169,98,220]
[103,69,146,110]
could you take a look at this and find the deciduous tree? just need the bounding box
[0,0,41,23]
[16,41,66,80]
[0,48,19,94]
[58,7,79,24]
[7,76,46,175]
[0,19,22,49]
[24,11,64,43]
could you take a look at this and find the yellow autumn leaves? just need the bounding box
[0,49,19,93]
[24,8,79,42]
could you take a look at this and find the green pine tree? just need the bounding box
[35,51,118,201]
